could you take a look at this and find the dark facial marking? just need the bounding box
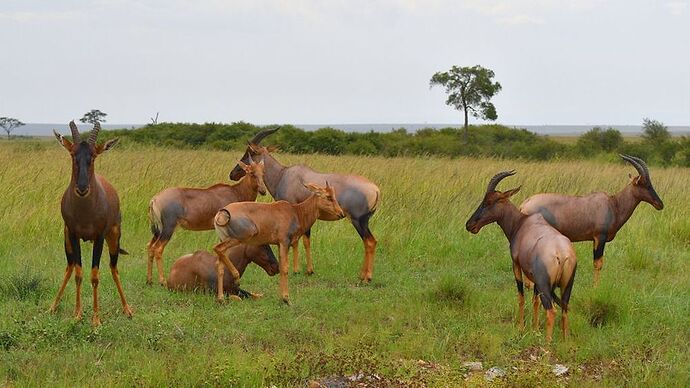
[74,142,94,195]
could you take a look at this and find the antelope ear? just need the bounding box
[237,160,249,170]
[96,138,119,154]
[303,183,322,194]
[54,130,72,150]
[247,142,261,154]
[501,186,521,199]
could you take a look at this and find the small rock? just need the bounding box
[462,361,483,371]
[553,364,569,377]
[485,367,506,381]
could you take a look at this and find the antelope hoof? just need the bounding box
[250,292,264,300]
[92,315,102,327]
[146,279,153,286]
[215,296,226,304]
[158,279,167,287]
[74,311,83,321]
[123,305,134,318]
[282,296,291,305]
[229,295,242,302]
[306,270,314,276]
[49,305,58,314]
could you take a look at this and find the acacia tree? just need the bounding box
[430,65,502,139]
[80,109,108,125]
[0,117,25,140]
[641,117,670,145]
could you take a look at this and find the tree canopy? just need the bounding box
[80,109,108,125]
[0,117,25,139]
[430,65,502,134]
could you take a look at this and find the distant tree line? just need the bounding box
[99,119,690,167]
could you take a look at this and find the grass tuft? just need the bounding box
[586,298,620,328]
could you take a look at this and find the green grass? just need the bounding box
[1,141,690,386]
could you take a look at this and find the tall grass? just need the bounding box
[1,141,689,386]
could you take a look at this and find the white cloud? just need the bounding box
[0,10,83,23]
[665,1,688,15]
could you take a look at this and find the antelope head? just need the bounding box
[304,182,346,219]
[465,170,521,234]
[236,155,267,195]
[620,154,664,210]
[54,121,118,197]
[246,245,279,276]
[230,127,280,181]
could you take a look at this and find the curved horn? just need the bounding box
[88,121,101,144]
[619,154,649,179]
[69,121,81,143]
[486,170,516,193]
[249,126,280,145]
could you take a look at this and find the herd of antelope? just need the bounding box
[50,122,663,342]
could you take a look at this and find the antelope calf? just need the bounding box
[168,245,279,298]
[520,155,663,286]
[229,128,381,282]
[466,171,577,342]
[147,157,266,286]
[50,121,133,326]
[213,182,345,304]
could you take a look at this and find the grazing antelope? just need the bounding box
[167,245,279,299]
[520,155,663,286]
[146,157,266,286]
[466,171,577,341]
[229,128,381,282]
[50,121,133,326]
[213,182,345,304]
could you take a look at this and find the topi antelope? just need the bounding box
[466,171,577,342]
[229,128,381,282]
[50,121,133,326]
[213,182,345,304]
[167,245,279,299]
[146,157,267,286]
[520,155,663,286]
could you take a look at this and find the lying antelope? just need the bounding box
[50,121,133,326]
[213,182,345,304]
[167,245,278,299]
[146,157,266,286]
[466,171,577,341]
[520,155,663,286]
[229,128,381,282]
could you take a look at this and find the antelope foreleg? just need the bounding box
[279,243,290,304]
[593,235,606,287]
[513,263,525,330]
[291,240,300,274]
[303,230,314,275]
[50,264,74,313]
[213,239,241,302]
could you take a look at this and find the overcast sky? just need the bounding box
[1,0,689,125]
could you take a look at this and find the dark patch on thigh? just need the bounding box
[338,188,369,219]
[159,202,185,240]
[531,257,553,310]
[537,207,558,229]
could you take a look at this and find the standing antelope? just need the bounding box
[466,171,577,342]
[146,157,266,286]
[50,121,133,326]
[213,182,345,304]
[229,128,381,282]
[167,245,279,299]
[520,155,663,286]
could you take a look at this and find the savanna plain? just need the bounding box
[1,140,689,387]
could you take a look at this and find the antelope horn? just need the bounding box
[69,121,81,143]
[619,154,649,180]
[486,170,516,193]
[249,126,280,145]
[88,121,101,144]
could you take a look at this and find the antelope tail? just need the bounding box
[214,209,232,227]
[370,189,381,214]
[149,198,163,237]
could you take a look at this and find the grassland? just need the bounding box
[1,140,689,386]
